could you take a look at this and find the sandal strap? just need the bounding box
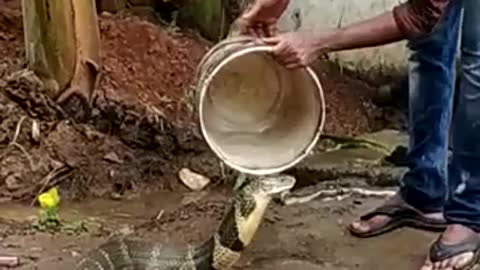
[359,204,419,221]
[429,236,480,262]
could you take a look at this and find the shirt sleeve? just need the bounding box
[392,0,450,40]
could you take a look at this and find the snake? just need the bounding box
[74,175,296,270]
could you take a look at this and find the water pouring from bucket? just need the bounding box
[193,36,326,175]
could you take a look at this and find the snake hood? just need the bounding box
[75,175,296,270]
[235,174,295,196]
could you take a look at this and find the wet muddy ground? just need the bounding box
[1,190,437,270]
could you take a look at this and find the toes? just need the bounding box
[443,254,461,269]
[349,221,369,233]
[432,260,445,270]
[431,261,444,270]
[349,220,372,233]
[425,252,475,270]
[420,259,434,270]
[349,216,390,233]
[441,256,451,269]
[453,252,475,269]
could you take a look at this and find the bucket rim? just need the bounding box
[198,44,326,175]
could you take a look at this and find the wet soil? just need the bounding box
[0,2,409,269]
[0,191,435,270]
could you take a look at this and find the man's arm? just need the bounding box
[394,0,450,39]
[321,0,450,52]
[248,0,451,67]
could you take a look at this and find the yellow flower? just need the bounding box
[38,187,60,209]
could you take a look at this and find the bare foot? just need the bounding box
[420,225,479,270]
[349,193,445,235]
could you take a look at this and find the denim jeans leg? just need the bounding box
[444,0,480,230]
[399,0,463,213]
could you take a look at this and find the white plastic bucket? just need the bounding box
[193,36,326,175]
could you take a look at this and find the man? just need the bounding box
[236,0,480,270]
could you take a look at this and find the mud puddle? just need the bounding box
[1,188,438,270]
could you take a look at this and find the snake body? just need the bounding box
[75,175,296,270]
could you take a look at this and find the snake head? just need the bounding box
[257,175,296,195]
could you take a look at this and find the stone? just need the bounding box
[31,119,41,143]
[5,174,21,191]
[103,152,123,164]
[70,250,81,258]
[118,225,134,236]
[178,168,210,191]
[0,256,20,267]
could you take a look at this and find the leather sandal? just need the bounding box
[429,235,480,270]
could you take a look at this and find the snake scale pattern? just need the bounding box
[75,175,296,270]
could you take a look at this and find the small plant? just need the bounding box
[36,187,61,229]
[32,187,87,234]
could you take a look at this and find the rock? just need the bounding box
[31,119,41,143]
[118,225,134,236]
[29,247,44,252]
[5,174,21,191]
[110,192,122,201]
[178,168,210,191]
[103,152,123,164]
[100,11,113,17]
[82,126,104,140]
[70,250,81,258]
[0,256,20,267]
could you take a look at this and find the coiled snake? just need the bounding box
[75,175,296,269]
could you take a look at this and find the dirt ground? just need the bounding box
[1,191,437,270]
[0,2,411,269]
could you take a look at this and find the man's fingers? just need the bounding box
[275,54,303,69]
[284,57,303,69]
[285,59,305,69]
[267,25,278,37]
[248,28,258,37]
[254,26,265,38]
[261,23,277,37]
[262,36,280,45]
[285,63,300,69]
[271,50,297,65]
[283,57,300,67]
[271,43,289,59]
[261,37,302,69]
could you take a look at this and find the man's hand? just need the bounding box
[262,31,333,69]
[234,0,289,37]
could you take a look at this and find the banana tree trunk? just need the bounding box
[22,0,101,119]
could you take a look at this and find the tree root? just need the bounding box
[0,115,38,172]
[30,164,73,206]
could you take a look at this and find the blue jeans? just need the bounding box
[399,0,480,230]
